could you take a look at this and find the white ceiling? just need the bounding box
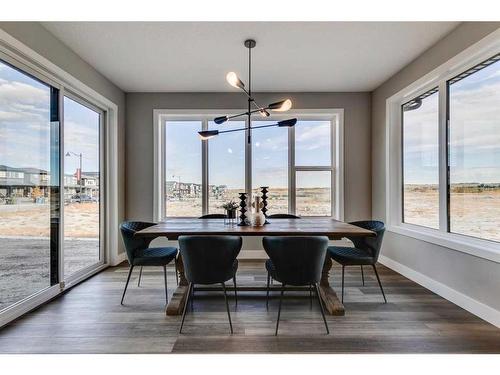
[42,22,459,92]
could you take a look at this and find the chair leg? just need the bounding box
[179,282,193,334]
[266,272,270,310]
[174,260,179,286]
[341,265,345,304]
[361,265,365,286]
[275,284,285,336]
[137,266,143,287]
[221,283,234,334]
[315,283,330,334]
[233,275,238,307]
[121,265,134,305]
[372,264,387,303]
[309,284,313,309]
[191,283,194,310]
[163,265,168,305]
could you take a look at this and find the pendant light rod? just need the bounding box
[247,39,253,144]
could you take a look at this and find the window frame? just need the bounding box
[386,29,500,263]
[153,109,344,221]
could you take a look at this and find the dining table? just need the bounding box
[136,217,375,316]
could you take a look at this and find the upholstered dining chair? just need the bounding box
[327,220,387,303]
[119,221,178,305]
[178,235,242,334]
[198,214,227,219]
[267,213,301,219]
[263,236,330,335]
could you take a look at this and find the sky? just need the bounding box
[0,60,100,176]
[403,58,500,184]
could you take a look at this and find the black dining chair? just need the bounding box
[267,213,301,219]
[328,220,387,303]
[263,236,330,335]
[198,214,227,219]
[119,221,178,305]
[178,235,242,334]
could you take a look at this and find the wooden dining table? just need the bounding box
[136,218,375,316]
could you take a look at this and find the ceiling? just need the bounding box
[42,22,459,92]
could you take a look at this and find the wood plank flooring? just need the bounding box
[0,261,499,353]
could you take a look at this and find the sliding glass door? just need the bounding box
[0,56,106,317]
[0,59,60,312]
[63,96,103,277]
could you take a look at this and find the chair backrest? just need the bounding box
[267,214,301,219]
[263,236,328,286]
[348,221,385,261]
[179,235,242,284]
[120,221,156,263]
[198,214,227,219]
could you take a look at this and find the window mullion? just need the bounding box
[438,81,449,233]
[288,125,296,215]
[201,119,208,216]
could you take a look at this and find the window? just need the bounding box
[402,88,439,229]
[157,112,343,220]
[165,121,202,217]
[388,47,500,251]
[296,170,332,216]
[448,55,500,242]
[63,96,102,277]
[0,59,55,312]
[294,120,334,217]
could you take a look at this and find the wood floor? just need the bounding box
[0,260,499,353]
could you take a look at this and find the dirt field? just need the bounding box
[167,188,329,217]
[0,202,99,238]
[404,186,500,242]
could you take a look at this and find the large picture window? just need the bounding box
[448,55,500,242]
[158,112,342,219]
[392,50,500,249]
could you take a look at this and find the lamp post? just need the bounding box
[66,151,83,194]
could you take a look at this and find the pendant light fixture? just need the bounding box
[198,39,296,143]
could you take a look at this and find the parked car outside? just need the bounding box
[70,194,97,203]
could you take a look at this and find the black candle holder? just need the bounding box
[238,192,249,226]
[260,186,270,224]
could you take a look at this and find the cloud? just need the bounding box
[0,80,49,106]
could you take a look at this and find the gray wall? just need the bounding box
[0,22,127,255]
[372,22,500,314]
[125,92,372,224]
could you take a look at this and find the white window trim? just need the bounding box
[153,108,344,222]
[386,27,500,264]
[0,29,120,327]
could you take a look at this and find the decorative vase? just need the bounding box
[260,186,270,224]
[225,208,237,226]
[251,196,266,227]
[237,193,249,226]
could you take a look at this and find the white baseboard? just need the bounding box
[111,251,128,266]
[379,254,500,328]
